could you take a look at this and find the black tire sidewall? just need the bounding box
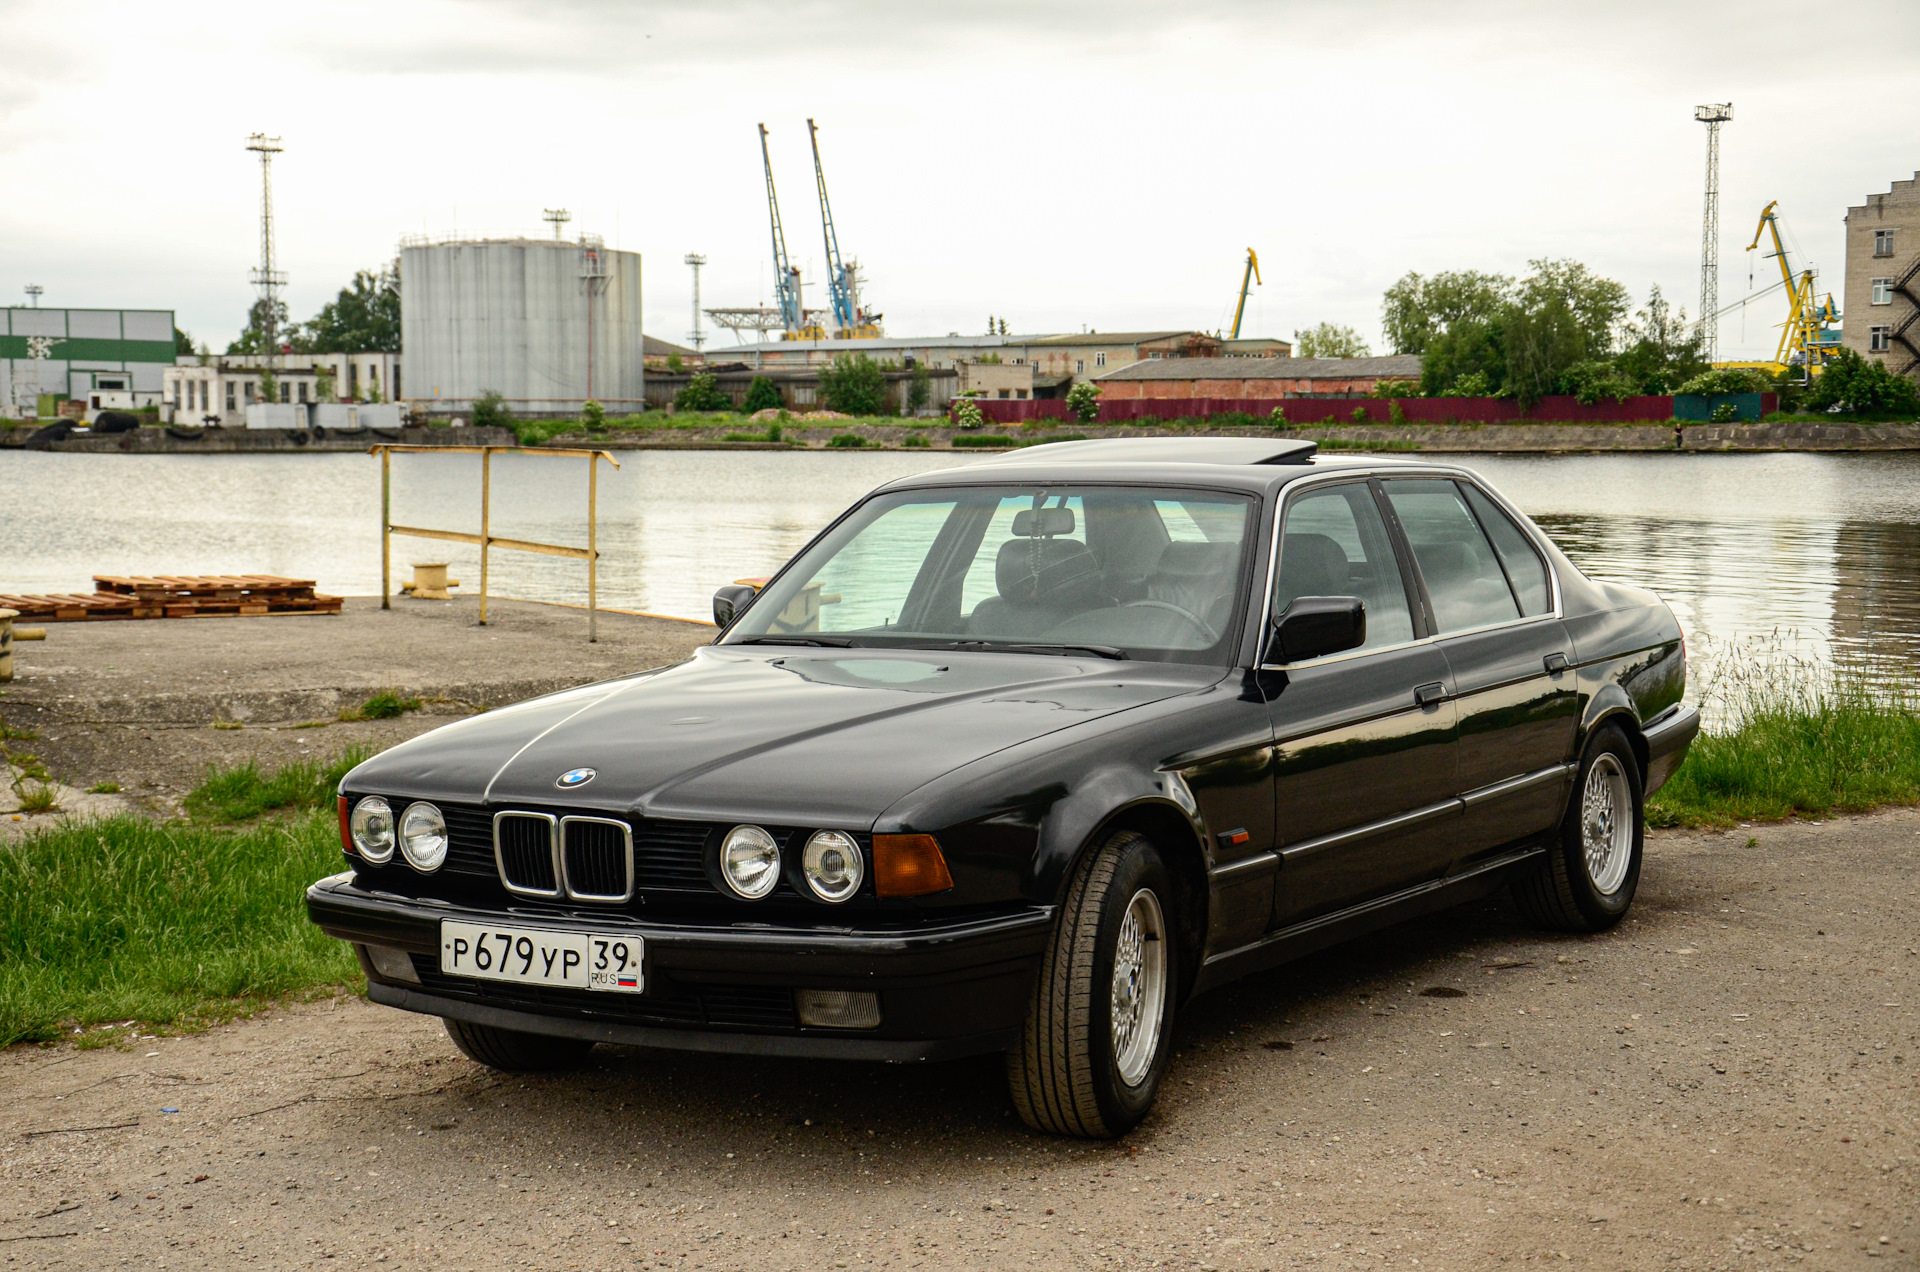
[1562,725,1644,928]
[1086,835,1178,1131]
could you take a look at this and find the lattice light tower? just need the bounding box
[246,133,287,358]
[684,254,708,351]
[1694,104,1733,362]
[544,208,572,240]
[24,284,42,308]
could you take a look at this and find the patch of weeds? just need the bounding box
[827,432,873,448]
[17,782,59,814]
[338,690,421,722]
[184,745,375,824]
[211,719,244,730]
[950,433,1017,447]
[0,722,38,741]
[902,434,930,448]
[86,781,121,794]
[291,720,330,729]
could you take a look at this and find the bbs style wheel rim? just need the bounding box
[1109,888,1168,1087]
[1581,753,1634,895]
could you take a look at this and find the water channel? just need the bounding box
[5,449,1918,710]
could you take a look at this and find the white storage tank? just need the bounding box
[400,234,644,416]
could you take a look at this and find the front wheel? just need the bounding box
[1007,829,1178,1138]
[1512,724,1644,932]
[443,1017,595,1072]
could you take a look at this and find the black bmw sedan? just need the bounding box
[309,437,1699,1138]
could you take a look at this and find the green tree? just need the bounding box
[673,372,732,412]
[907,363,931,411]
[226,298,290,355]
[1292,323,1371,358]
[665,353,684,374]
[1805,348,1920,417]
[742,376,784,413]
[173,326,195,355]
[289,264,401,353]
[818,352,887,415]
[1381,270,1511,355]
[1612,285,1707,394]
[471,390,515,430]
[1500,259,1630,408]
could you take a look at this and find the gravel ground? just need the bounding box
[3,809,1914,1270]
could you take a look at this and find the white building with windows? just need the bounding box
[162,351,402,425]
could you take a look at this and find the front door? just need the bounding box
[1264,480,1460,929]
[1377,477,1579,858]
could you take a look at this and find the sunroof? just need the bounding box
[969,437,1318,466]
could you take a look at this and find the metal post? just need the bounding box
[380,447,391,609]
[479,447,492,626]
[587,454,599,643]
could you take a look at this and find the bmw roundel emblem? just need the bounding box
[556,767,597,789]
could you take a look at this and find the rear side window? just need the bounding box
[1273,483,1415,654]
[1379,479,1519,634]
[1460,484,1552,616]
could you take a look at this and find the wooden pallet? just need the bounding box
[93,574,321,601]
[1,575,342,622]
[0,593,143,621]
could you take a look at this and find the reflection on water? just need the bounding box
[4,449,1918,705]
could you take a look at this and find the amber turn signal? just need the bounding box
[337,795,353,855]
[872,834,954,898]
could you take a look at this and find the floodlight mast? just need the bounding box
[1694,103,1733,361]
[684,253,707,350]
[246,133,287,363]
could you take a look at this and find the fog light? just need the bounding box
[802,830,864,903]
[796,989,881,1029]
[361,943,420,984]
[398,801,448,872]
[720,825,781,899]
[349,796,395,864]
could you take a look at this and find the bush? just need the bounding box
[580,399,606,431]
[907,364,932,411]
[472,389,514,430]
[827,432,872,448]
[953,397,986,430]
[951,433,1017,447]
[1350,405,1370,423]
[1805,348,1920,418]
[902,434,929,448]
[742,376,784,413]
[674,372,732,413]
[1065,381,1101,423]
[818,353,888,416]
[1208,411,1257,428]
[1269,406,1287,426]
[1389,400,1409,424]
[1711,401,1740,423]
[1368,378,1420,399]
[1677,367,1771,396]
[1558,360,1636,405]
[1439,371,1492,398]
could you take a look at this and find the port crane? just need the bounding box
[1744,200,1841,378]
[758,123,820,340]
[807,118,882,340]
[1229,248,1261,339]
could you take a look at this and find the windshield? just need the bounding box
[723,484,1259,662]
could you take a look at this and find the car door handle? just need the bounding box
[1543,652,1570,675]
[1414,682,1447,708]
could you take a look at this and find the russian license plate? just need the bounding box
[440,921,645,994]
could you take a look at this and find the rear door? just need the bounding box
[1377,477,1578,859]
[1264,479,1460,929]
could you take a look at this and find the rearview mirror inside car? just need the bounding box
[1267,596,1366,664]
[712,583,758,631]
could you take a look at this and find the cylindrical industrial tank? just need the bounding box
[399,235,644,416]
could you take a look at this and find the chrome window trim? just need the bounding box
[492,810,562,899]
[559,815,636,904]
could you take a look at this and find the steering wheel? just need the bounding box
[1120,599,1216,643]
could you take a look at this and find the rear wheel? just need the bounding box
[1007,829,1177,1138]
[443,1017,595,1072]
[1512,724,1644,932]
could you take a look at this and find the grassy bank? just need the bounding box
[1647,668,1920,828]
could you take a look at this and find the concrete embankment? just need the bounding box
[0,425,516,453]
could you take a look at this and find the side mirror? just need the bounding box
[712,583,758,631]
[1266,596,1366,665]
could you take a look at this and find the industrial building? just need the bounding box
[400,233,643,416]
[1094,354,1423,400]
[162,352,402,427]
[1,307,175,417]
[1843,171,1920,382]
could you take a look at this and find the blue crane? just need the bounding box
[808,118,855,335]
[758,123,803,334]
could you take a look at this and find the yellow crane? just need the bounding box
[1230,248,1261,340]
[1743,201,1841,377]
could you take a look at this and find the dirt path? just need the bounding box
[3,811,1915,1271]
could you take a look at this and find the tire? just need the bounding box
[1512,724,1644,932]
[1006,829,1178,1138]
[443,1017,595,1072]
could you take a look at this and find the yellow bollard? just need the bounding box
[0,609,48,684]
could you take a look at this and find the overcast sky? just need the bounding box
[3,0,1914,361]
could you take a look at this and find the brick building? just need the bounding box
[1843,171,1920,382]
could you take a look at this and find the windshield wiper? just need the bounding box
[730,635,859,648]
[936,640,1128,660]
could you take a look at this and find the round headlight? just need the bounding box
[719,825,780,899]
[398,801,448,873]
[349,796,395,864]
[801,830,864,903]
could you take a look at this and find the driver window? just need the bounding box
[1273,484,1415,655]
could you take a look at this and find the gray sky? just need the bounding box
[3,0,1914,361]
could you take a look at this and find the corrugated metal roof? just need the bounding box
[1095,355,1424,381]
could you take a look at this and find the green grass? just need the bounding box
[183,746,370,823]
[87,781,121,794]
[337,690,420,722]
[950,433,1017,447]
[0,811,357,1044]
[1647,663,1920,828]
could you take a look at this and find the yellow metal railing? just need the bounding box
[372,444,621,641]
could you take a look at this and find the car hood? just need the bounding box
[345,646,1210,826]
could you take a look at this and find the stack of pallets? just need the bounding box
[0,575,343,622]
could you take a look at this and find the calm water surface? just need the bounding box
[5,449,1918,704]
